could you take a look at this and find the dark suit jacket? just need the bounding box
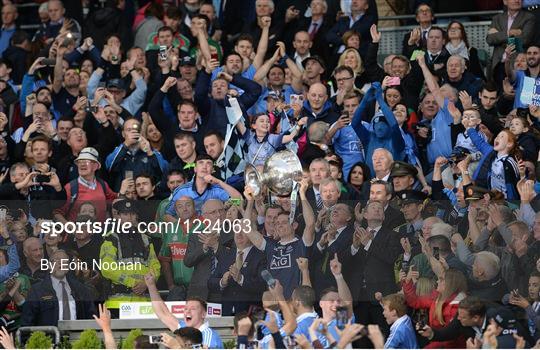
[284,16,333,63]
[21,275,96,326]
[309,224,354,297]
[341,226,401,302]
[402,30,428,58]
[326,13,377,58]
[208,246,266,316]
[184,230,234,301]
[486,10,536,71]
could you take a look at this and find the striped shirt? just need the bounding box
[178,321,223,349]
[384,315,417,349]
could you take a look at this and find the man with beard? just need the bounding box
[21,58,58,120]
[507,44,540,109]
[52,45,81,116]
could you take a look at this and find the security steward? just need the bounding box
[99,199,161,317]
[391,161,419,193]
[393,190,429,278]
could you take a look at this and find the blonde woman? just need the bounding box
[402,269,468,348]
[335,48,368,88]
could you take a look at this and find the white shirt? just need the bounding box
[490,154,508,196]
[317,226,347,252]
[51,276,77,321]
[351,225,381,255]
[294,51,310,70]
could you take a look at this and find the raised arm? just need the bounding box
[299,179,316,246]
[243,187,265,250]
[417,53,445,107]
[373,81,398,128]
[52,43,65,94]
[144,273,179,331]
[269,280,297,336]
[253,16,271,69]
[253,46,281,85]
[330,254,353,318]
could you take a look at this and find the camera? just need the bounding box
[85,101,98,114]
[35,174,51,183]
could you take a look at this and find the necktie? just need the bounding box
[235,250,244,270]
[422,30,428,42]
[60,281,71,320]
[316,192,323,209]
[309,22,319,40]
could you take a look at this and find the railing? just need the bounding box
[379,10,503,21]
[377,21,493,58]
[57,317,236,341]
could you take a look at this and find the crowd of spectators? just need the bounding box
[0,0,540,348]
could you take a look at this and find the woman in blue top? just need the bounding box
[351,82,405,174]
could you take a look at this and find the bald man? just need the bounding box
[303,83,339,126]
[20,237,47,284]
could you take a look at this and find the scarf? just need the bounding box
[445,41,469,61]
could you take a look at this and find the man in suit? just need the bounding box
[184,199,234,301]
[207,229,267,316]
[369,180,405,230]
[305,158,332,213]
[341,200,401,341]
[283,0,332,62]
[402,3,434,57]
[307,202,354,297]
[326,0,377,57]
[240,0,283,54]
[422,26,451,74]
[21,250,96,326]
[486,0,536,78]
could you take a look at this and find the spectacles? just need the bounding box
[336,76,353,83]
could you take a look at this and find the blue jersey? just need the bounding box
[427,98,453,164]
[178,321,223,349]
[327,314,356,344]
[262,237,306,299]
[332,125,364,180]
[294,312,329,348]
[384,315,418,349]
[166,180,231,215]
[258,311,285,349]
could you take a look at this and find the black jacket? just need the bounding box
[340,226,401,302]
[208,245,266,316]
[21,274,97,326]
[309,224,354,297]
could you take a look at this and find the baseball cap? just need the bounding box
[180,56,196,66]
[107,78,126,90]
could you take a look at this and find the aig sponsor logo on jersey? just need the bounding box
[270,250,291,269]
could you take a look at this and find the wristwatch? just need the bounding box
[4,237,13,245]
